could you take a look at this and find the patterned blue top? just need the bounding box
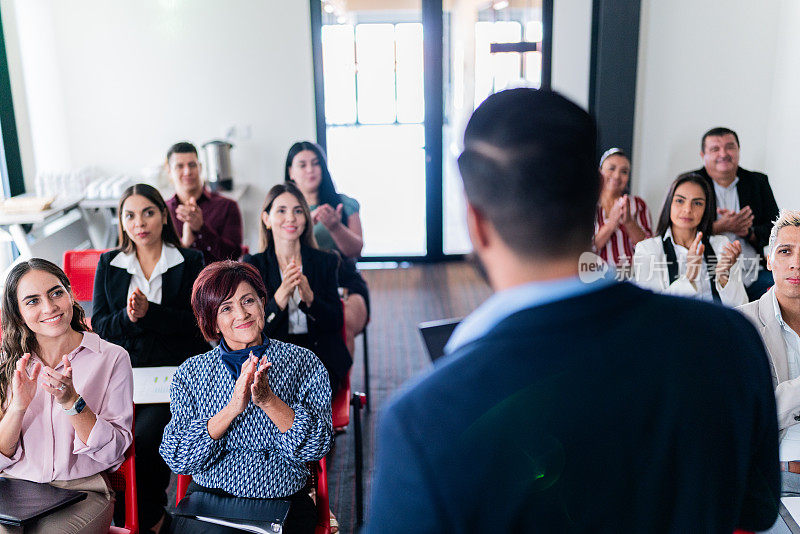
[158,340,333,498]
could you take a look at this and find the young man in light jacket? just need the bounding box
[739,209,800,490]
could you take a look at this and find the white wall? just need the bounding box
[633,0,782,213]
[1,0,317,250]
[764,1,800,211]
[551,0,592,110]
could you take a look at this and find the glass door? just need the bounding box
[443,0,547,254]
[311,0,550,260]
[318,1,426,258]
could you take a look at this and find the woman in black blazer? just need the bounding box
[92,184,209,534]
[243,182,351,394]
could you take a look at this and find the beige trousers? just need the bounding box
[0,472,114,534]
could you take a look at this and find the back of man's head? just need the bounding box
[166,141,198,162]
[458,88,598,259]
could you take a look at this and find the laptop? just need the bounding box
[418,318,461,362]
[0,477,87,526]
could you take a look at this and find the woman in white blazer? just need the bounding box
[633,173,747,307]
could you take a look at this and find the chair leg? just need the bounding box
[362,326,371,412]
[351,392,366,526]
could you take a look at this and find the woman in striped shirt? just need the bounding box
[593,148,653,277]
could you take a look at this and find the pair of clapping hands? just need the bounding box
[9,353,79,413]
[716,206,753,238]
[227,353,275,415]
[127,288,148,323]
[176,197,203,246]
[311,203,343,231]
[684,232,742,286]
[274,259,313,310]
[607,195,637,229]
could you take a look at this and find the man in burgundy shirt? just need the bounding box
[165,142,244,264]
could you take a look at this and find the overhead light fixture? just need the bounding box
[493,0,509,10]
[337,15,347,24]
[324,3,335,13]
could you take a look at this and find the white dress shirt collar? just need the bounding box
[110,243,184,304]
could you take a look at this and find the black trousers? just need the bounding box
[135,403,173,530]
[169,482,317,534]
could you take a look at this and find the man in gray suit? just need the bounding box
[739,209,800,490]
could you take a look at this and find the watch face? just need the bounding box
[74,396,86,414]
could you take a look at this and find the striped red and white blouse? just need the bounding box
[593,195,653,268]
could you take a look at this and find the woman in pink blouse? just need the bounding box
[592,148,653,276]
[0,258,133,534]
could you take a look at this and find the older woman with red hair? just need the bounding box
[159,261,332,534]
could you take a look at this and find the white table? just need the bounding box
[0,195,85,258]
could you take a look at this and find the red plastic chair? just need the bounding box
[107,442,138,534]
[63,249,108,301]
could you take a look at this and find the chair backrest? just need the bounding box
[63,249,108,301]
[332,373,351,429]
[175,474,192,506]
[107,443,138,534]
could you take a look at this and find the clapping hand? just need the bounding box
[127,288,149,322]
[228,354,258,416]
[9,353,40,413]
[312,203,343,231]
[715,239,742,286]
[274,259,303,310]
[40,355,79,407]
[685,232,705,283]
[607,196,628,228]
[251,355,276,409]
[717,207,753,237]
[176,196,204,232]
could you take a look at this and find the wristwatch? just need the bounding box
[63,396,86,416]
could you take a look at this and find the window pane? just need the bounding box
[490,21,522,94]
[395,23,424,124]
[322,25,357,125]
[355,24,396,124]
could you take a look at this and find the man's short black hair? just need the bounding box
[457,88,598,259]
[166,141,198,162]
[701,127,739,153]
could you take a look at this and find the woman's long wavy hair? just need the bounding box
[0,259,89,409]
[259,182,318,252]
[284,141,348,226]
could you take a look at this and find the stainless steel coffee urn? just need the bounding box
[202,140,234,191]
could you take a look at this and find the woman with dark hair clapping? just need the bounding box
[285,142,369,356]
[92,184,209,533]
[633,173,747,307]
[244,182,351,394]
[0,259,132,534]
[160,261,332,534]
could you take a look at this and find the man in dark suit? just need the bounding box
[366,89,780,532]
[692,127,780,300]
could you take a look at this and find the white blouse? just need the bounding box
[633,228,748,307]
[110,243,184,304]
[280,266,309,335]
